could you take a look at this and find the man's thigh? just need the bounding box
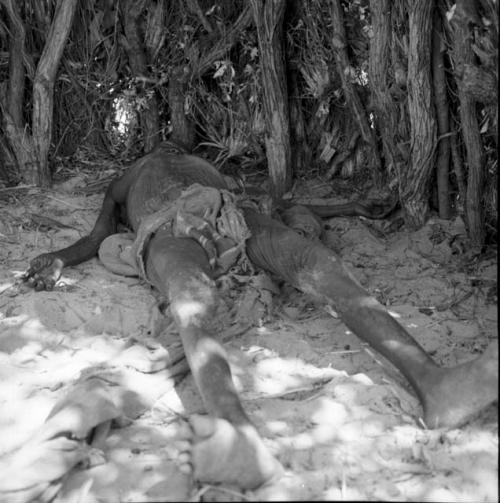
[144,231,218,315]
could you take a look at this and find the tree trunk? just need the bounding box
[368,0,409,195]
[403,0,436,228]
[449,0,485,246]
[330,0,382,183]
[5,0,25,129]
[432,9,451,219]
[0,135,17,183]
[288,68,311,176]
[0,0,38,184]
[450,118,467,221]
[0,0,76,187]
[32,0,78,187]
[251,0,292,200]
[168,66,195,151]
[369,0,394,170]
[122,0,160,152]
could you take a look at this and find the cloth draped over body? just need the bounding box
[98,184,253,280]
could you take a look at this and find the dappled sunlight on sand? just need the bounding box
[0,189,497,501]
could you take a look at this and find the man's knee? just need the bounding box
[246,222,318,283]
[170,281,218,328]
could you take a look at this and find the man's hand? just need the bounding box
[23,254,64,291]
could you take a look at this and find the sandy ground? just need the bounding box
[0,178,497,502]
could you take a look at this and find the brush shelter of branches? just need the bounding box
[0,0,497,246]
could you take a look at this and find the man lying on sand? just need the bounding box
[24,140,498,490]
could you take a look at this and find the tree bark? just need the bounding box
[432,10,451,219]
[287,0,308,174]
[0,135,17,183]
[251,0,292,200]
[403,0,436,228]
[4,0,25,128]
[461,64,497,104]
[0,0,37,184]
[168,66,195,151]
[122,0,160,152]
[31,0,78,186]
[330,0,382,183]
[369,0,396,172]
[288,68,311,176]
[449,0,485,246]
[450,118,467,221]
[0,0,76,187]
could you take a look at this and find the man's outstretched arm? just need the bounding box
[23,174,131,291]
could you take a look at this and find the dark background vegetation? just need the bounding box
[0,0,497,247]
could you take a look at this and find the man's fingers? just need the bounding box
[24,272,56,291]
[37,276,56,291]
[23,256,63,291]
[34,281,46,292]
[26,275,38,286]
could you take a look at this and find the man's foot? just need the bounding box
[178,414,283,490]
[422,340,498,429]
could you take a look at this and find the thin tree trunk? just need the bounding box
[251,0,292,200]
[450,119,467,223]
[369,0,397,174]
[168,67,195,151]
[122,0,160,152]
[0,134,17,182]
[0,0,37,184]
[432,10,451,219]
[32,0,78,187]
[286,0,310,176]
[403,0,436,228]
[389,2,412,181]
[449,0,485,246]
[330,0,382,183]
[0,0,76,187]
[4,0,25,129]
[288,68,310,176]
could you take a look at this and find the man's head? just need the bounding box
[158,139,191,155]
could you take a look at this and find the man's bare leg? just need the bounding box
[244,209,498,429]
[144,232,282,489]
